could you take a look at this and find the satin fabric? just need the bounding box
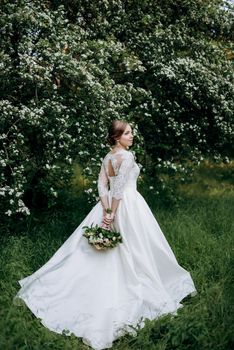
[14,160,197,350]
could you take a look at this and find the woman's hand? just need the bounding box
[102,212,115,228]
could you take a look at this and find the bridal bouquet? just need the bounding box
[82,223,123,250]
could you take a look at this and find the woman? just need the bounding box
[14,120,197,350]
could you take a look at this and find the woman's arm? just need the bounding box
[110,197,120,215]
[102,197,120,226]
[97,162,110,215]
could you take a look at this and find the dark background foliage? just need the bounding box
[0,0,233,216]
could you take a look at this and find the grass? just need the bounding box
[0,161,233,350]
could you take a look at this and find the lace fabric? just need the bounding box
[97,150,135,200]
[97,163,109,198]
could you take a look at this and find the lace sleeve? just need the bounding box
[97,162,109,198]
[112,152,134,200]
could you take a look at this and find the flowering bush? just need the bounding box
[0,0,233,217]
[0,1,146,216]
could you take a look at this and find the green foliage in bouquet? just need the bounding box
[82,223,123,250]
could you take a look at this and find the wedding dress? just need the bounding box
[14,148,197,350]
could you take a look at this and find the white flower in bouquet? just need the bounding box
[82,223,123,250]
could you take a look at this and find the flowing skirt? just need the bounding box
[14,187,197,349]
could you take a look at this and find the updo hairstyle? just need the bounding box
[106,120,129,146]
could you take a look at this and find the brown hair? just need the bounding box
[106,120,129,146]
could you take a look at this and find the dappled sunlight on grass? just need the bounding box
[178,160,234,198]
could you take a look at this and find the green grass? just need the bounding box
[0,164,233,350]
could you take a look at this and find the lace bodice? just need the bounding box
[97,149,140,200]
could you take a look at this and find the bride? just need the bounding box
[14,120,197,350]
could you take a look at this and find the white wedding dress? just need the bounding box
[14,149,197,350]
